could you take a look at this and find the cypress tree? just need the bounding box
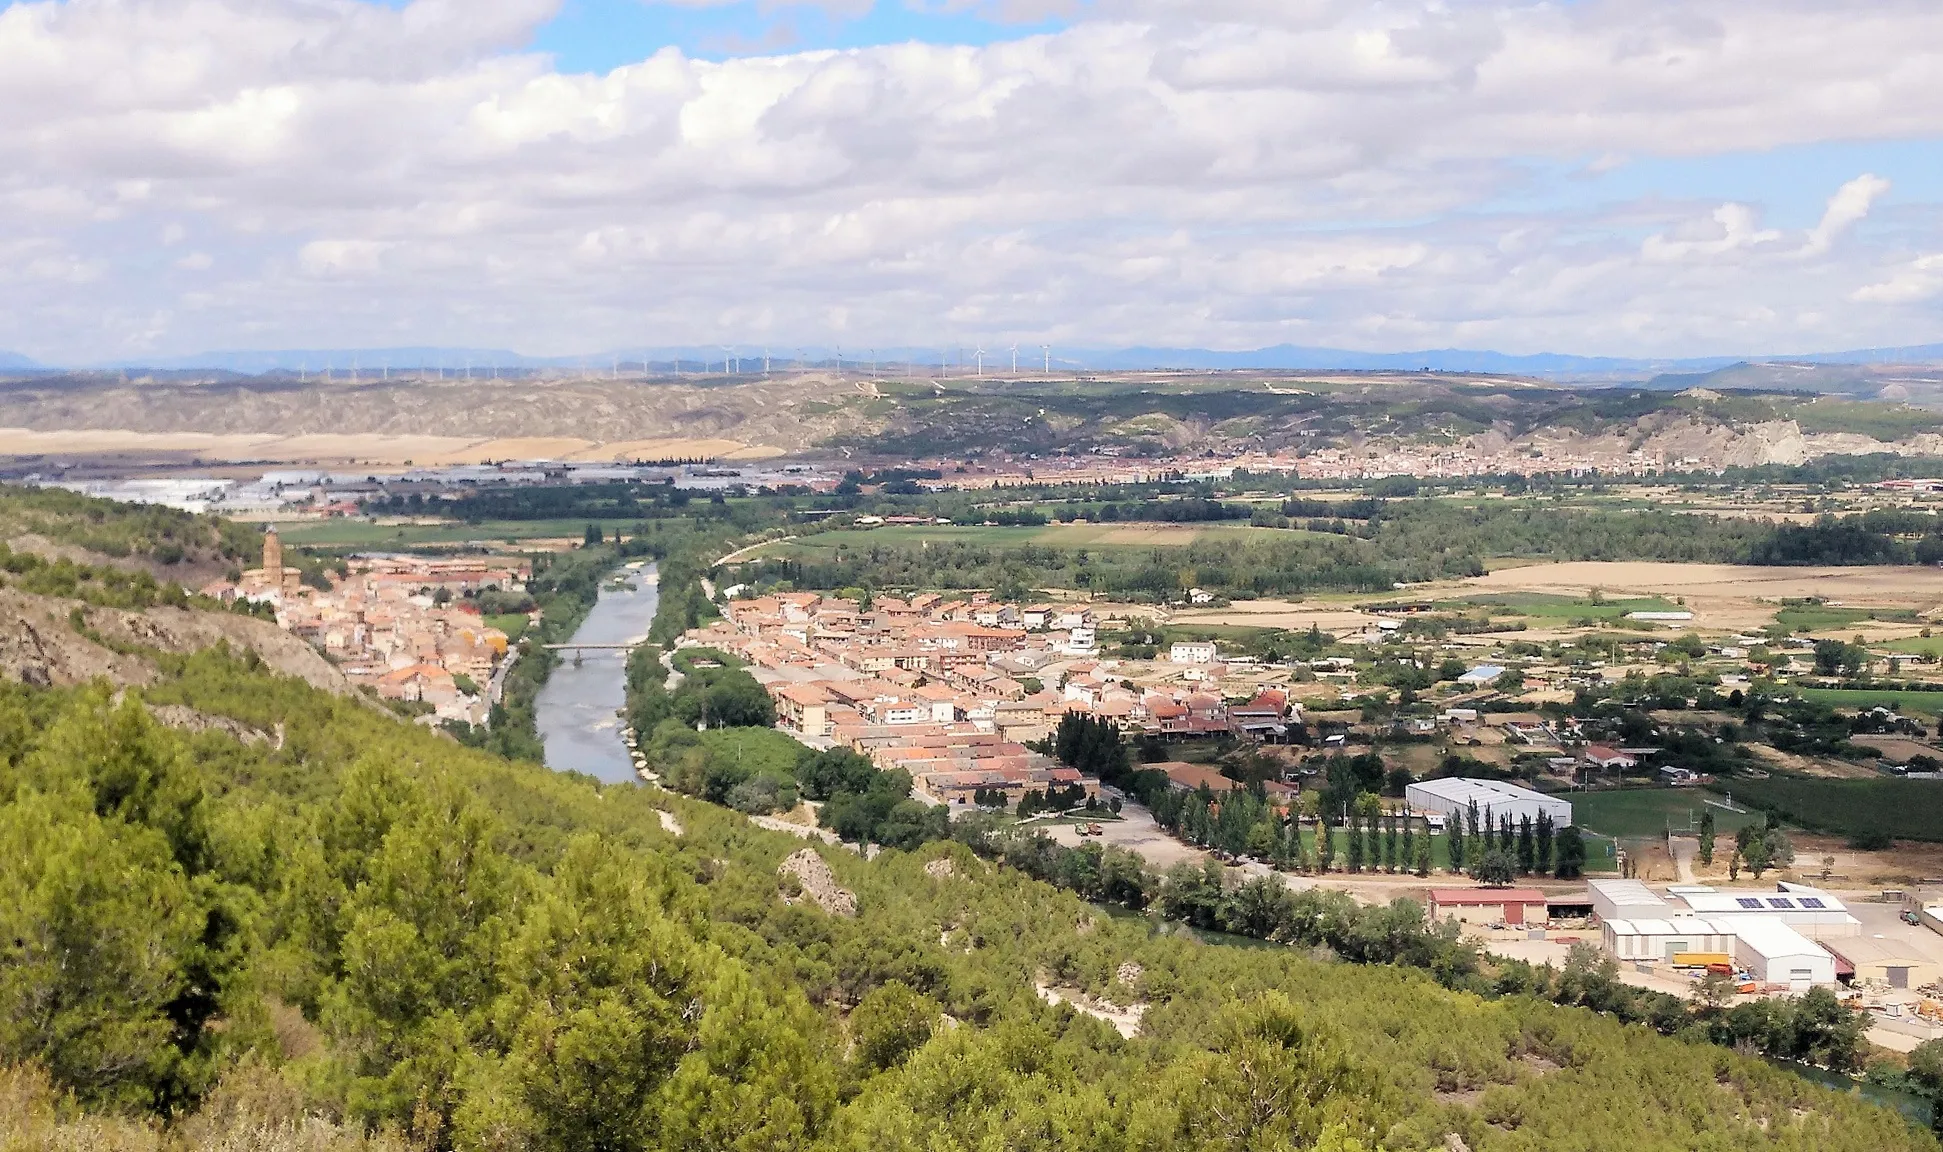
[1385,815,1399,873]
[1347,816,1364,873]
[1414,821,1433,877]
[1536,811,1555,875]
[1401,816,1416,874]
[1517,814,1535,875]
[1448,813,1467,873]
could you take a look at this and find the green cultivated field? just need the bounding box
[1774,603,1919,632]
[1443,592,1681,622]
[763,520,1293,558]
[1712,777,1943,842]
[1571,789,1766,839]
[1796,687,1943,718]
[276,517,643,547]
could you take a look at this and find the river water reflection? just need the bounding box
[533,565,658,784]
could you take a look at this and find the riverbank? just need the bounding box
[533,564,660,783]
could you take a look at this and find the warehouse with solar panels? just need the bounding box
[1666,883,1861,938]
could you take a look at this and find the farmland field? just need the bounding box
[761,520,1296,557]
[1441,592,1681,622]
[276,517,641,547]
[1571,788,1766,839]
[1708,777,1943,842]
[1773,603,1920,632]
[1795,687,1943,718]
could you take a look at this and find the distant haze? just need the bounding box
[11,342,1943,383]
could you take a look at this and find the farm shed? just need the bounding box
[1427,888,1549,926]
[1822,936,1943,990]
[1405,778,1573,830]
[1601,917,1735,964]
[1590,878,1672,923]
[1731,918,1837,990]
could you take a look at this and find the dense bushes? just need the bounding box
[0,639,1927,1149]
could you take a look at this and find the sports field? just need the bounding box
[1571,789,1766,840]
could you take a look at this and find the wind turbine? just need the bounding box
[869,349,876,378]
[835,346,843,375]
[1009,343,1019,374]
[1041,344,1052,374]
[720,345,736,375]
[972,345,987,378]
[763,348,771,376]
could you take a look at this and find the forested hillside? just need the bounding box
[0,616,1933,1149]
[0,485,256,585]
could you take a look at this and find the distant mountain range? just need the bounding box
[7,340,1943,382]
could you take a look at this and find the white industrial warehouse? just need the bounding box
[1664,883,1860,939]
[1602,917,1735,963]
[1403,778,1573,829]
[1590,878,1672,923]
[1588,880,1846,989]
[1731,918,1838,990]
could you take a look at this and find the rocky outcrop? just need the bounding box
[0,590,357,696]
[0,591,153,687]
[85,604,356,695]
[145,703,275,746]
[779,849,858,917]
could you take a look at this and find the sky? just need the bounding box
[4,0,1943,364]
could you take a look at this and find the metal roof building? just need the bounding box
[1731,917,1837,990]
[1590,878,1673,923]
[1666,883,1861,938]
[1405,778,1573,829]
[1602,917,1735,963]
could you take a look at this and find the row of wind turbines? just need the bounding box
[277,343,1063,383]
[682,343,1058,379]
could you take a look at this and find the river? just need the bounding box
[533,564,659,784]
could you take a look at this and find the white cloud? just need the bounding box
[1801,173,1891,256]
[4,0,1943,360]
[1855,254,1943,305]
[1642,203,1782,262]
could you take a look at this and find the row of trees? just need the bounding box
[954,815,1875,1077]
[1445,800,1586,881]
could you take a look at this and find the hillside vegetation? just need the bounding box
[0,574,1927,1149]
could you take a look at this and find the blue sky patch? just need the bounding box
[528,0,1072,70]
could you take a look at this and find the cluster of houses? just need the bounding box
[688,591,1301,805]
[203,529,528,724]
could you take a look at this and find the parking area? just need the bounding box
[1038,803,1210,869]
